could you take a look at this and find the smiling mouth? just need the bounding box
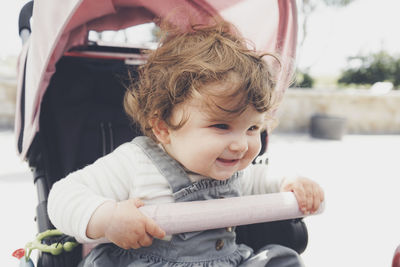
[217,158,239,165]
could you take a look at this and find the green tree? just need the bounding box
[338,51,400,88]
[393,58,400,87]
[291,70,315,88]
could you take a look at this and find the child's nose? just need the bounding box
[229,135,248,153]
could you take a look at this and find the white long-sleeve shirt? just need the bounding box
[48,139,282,243]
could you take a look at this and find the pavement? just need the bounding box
[1,129,399,266]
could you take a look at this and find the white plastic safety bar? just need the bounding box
[139,192,324,235]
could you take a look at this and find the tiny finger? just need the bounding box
[304,184,315,211]
[311,191,320,213]
[319,187,325,203]
[138,234,153,247]
[145,218,166,239]
[117,241,130,250]
[292,186,307,213]
[316,186,325,212]
[133,198,145,208]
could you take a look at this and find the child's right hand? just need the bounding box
[104,199,166,249]
[87,198,165,250]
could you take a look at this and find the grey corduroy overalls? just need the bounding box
[79,136,304,267]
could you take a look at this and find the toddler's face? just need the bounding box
[160,84,265,180]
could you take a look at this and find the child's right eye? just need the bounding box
[210,124,229,130]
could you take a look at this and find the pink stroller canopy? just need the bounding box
[15,0,297,159]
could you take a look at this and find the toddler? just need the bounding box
[48,21,324,267]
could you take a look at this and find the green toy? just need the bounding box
[13,229,79,266]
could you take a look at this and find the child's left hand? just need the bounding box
[280,177,324,214]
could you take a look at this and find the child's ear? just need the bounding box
[151,118,171,144]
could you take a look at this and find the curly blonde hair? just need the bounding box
[124,20,280,141]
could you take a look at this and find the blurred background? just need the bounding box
[2,0,400,133]
[1,0,399,266]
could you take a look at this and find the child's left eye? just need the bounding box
[248,125,259,131]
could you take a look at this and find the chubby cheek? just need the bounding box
[246,137,262,161]
[171,136,217,168]
[193,142,221,164]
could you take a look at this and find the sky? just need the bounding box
[297,0,400,76]
[1,0,400,76]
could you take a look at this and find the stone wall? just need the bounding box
[275,88,400,134]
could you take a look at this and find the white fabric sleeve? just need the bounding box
[240,164,283,195]
[48,143,135,243]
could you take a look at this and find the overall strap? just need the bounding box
[132,136,192,193]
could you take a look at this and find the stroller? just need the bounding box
[15,0,306,266]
